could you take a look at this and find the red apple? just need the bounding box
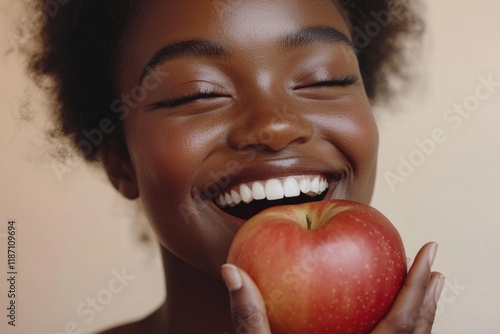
[227,199,407,334]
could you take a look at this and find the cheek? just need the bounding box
[127,116,222,197]
[123,112,232,222]
[342,101,379,203]
[131,127,198,242]
[122,116,233,268]
[311,94,379,201]
[313,96,378,165]
[340,110,379,170]
[121,118,208,242]
[136,133,195,197]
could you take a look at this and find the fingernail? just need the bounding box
[434,275,446,304]
[428,242,439,267]
[221,264,243,292]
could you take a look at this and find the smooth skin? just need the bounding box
[101,0,444,333]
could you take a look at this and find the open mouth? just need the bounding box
[213,175,331,221]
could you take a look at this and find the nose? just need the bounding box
[227,97,314,152]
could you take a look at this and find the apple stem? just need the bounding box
[306,214,312,230]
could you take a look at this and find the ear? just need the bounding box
[102,138,139,200]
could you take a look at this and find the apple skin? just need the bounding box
[227,199,407,334]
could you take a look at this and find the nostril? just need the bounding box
[254,144,267,152]
[227,105,313,152]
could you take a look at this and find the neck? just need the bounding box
[151,247,234,334]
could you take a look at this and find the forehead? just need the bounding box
[120,0,351,88]
[130,0,348,36]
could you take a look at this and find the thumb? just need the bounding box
[221,264,272,334]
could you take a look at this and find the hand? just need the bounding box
[221,264,272,334]
[371,242,445,334]
[222,242,444,334]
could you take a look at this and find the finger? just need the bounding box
[221,264,272,334]
[372,242,440,333]
[414,272,445,334]
[390,242,438,317]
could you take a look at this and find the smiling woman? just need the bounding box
[113,0,379,282]
[21,0,444,333]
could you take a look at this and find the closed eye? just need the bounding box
[152,89,231,109]
[297,74,359,89]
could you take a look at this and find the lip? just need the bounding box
[201,157,345,195]
[205,178,339,231]
[198,157,346,230]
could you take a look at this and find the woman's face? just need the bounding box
[116,0,378,277]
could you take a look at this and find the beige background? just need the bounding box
[1,0,499,333]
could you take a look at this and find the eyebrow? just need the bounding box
[138,40,228,83]
[138,26,354,84]
[280,26,354,51]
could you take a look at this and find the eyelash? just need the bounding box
[152,88,229,108]
[153,75,359,108]
[298,74,359,89]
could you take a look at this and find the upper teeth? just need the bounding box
[215,175,329,208]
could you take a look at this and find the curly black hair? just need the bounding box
[27,0,424,162]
